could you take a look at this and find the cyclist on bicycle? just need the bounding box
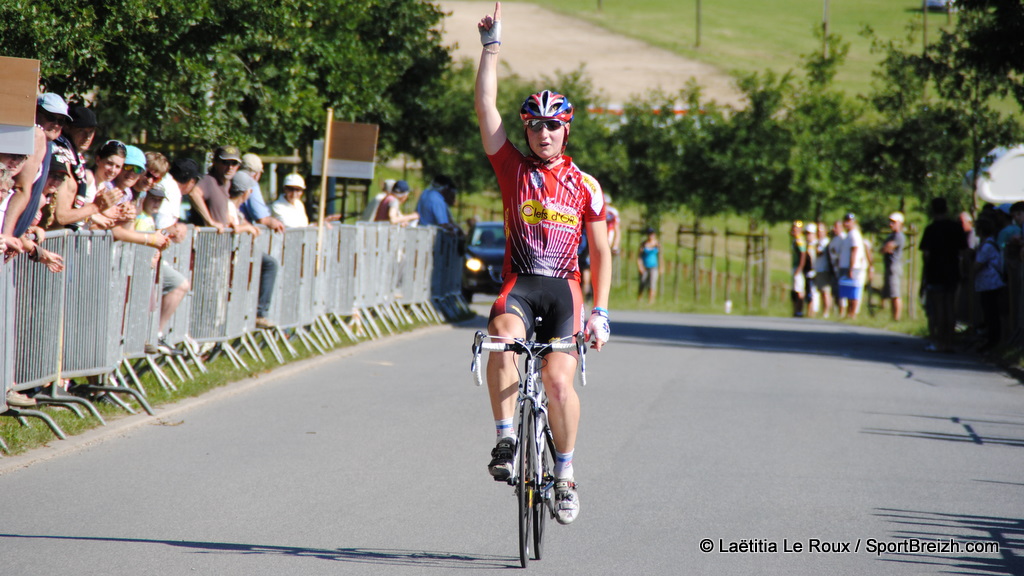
[475,2,612,526]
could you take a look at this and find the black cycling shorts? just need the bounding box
[489,273,583,343]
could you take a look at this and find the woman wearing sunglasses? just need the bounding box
[474,2,612,527]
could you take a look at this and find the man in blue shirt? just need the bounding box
[415,175,459,233]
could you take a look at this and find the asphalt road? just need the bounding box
[1,310,1022,575]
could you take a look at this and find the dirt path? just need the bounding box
[437,1,742,108]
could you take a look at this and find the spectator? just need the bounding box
[839,213,867,319]
[189,145,240,232]
[86,140,128,230]
[995,203,1018,254]
[154,157,202,235]
[920,197,968,353]
[51,104,116,231]
[790,220,808,317]
[605,193,621,255]
[3,93,69,240]
[18,154,69,273]
[812,221,833,318]
[0,154,29,256]
[973,217,1005,353]
[134,184,188,354]
[959,211,978,250]
[803,222,819,318]
[373,179,418,225]
[637,226,660,304]
[360,178,395,222]
[1004,201,1024,262]
[415,174,459,233]
[579,227,591,300]
[239,153,285,233]
[881,212,906,321]
[270,173,309,228]
[229,171,278,330]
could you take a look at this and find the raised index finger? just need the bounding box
[494,2,501,21]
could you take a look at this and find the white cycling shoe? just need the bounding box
[554,478,579,525]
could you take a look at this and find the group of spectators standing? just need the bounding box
[789,213,899,321]
[790,197,1021,355]
[0,92,459,410]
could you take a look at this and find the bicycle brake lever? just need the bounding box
[576,331,587,387]
[471,331,485,386]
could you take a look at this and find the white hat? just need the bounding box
[889,211,904,223]
[804,222,817,233]
[283,173,306,189]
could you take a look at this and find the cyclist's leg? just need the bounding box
[486,275,533,479]
[543,353,580,467]
[536,275,583,461]
[537,277,583,524]
[487,312,527,425]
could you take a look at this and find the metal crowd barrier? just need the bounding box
[1,259,14,416]
[162,226,194,348]
[4,221,465,446]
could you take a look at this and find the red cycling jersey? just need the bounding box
[488,139,606,282]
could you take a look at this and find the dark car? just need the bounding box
[462,221,506,301]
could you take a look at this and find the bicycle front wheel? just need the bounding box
[517,404,534,568]
[533,422,554,560]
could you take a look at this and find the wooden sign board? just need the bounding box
[311,121,379,179]
[0,56,40,155]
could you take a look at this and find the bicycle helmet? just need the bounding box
[520,90,574,123]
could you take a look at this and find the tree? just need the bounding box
[0,0,452,159]
[718,70,796,225]
[788,31,864,222]
[947,0,1024,111]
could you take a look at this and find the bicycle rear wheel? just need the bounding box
[532,422,554,560]
[517,404,534,568]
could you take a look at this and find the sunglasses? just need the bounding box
[38,109,68,126]
[525,119,566,132]
[145,171,163,181]
[123,165,145,175]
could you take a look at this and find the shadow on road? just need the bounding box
[874,508,1024,576]
[0,533,513,570]
[863,413,1024,448]
[458,311,1008,380]
[611,318,1001,374]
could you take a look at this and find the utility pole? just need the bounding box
[922,0,928,52]
[822,0,830,58]
[696,0,702,48]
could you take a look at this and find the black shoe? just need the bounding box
[488,437,516,481]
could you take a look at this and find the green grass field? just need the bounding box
[519,0,956,98]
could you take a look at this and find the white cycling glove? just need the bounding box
[585,307,610,347]
[479,19,501,47]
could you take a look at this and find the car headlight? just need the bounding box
[465,258,484,272]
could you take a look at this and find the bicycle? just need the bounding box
[471,329,588,568]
